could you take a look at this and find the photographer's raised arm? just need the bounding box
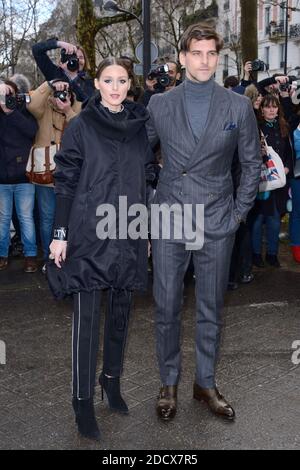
[32,38,63,82]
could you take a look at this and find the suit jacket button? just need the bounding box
[182,170,187,176]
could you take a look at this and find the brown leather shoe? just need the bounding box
[156,385,178,421]
[0,257,8,271]
[24,256,38,273]
[193,383,235,421]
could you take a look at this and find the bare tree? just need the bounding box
[0,0,54,76]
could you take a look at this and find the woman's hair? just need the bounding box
[179,22,223,54]
[76,45,90,72]
[95,57,131,80]
[245,84,260,106]
[260,94,289,138]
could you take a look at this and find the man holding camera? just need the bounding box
[0,79,38,273]
[32,39,94,102]
[147,23,261,422]
[142,61,181,107]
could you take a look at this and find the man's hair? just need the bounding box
[224,76,239,89]
[179,22,223,54]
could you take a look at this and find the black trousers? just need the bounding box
[72,289,132,399]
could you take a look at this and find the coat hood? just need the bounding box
[81,92,149,142]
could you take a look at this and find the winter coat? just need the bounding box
[46,95,156,299]
[0,105,38,184]
[254,120,293,216]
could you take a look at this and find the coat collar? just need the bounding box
[82,92,149,142]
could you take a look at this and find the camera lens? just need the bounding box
[5,94,16,110]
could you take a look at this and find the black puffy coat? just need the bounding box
[0,105,38,184]
[47,95,156,298]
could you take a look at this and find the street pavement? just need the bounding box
[0,243,299,450]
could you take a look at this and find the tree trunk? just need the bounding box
[240,0,258,65]
[77,0,142,77]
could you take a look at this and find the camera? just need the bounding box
[147,64,170,91]
[279,83,291,92]
[0,93,31,110]
[60,48,79,72]
[53,89,69,102]
[251,59,268,72]
[279,75,297,92]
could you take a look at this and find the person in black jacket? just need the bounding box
[252,94,293,268]
[46,58,157,441]
[32,38,94,102]
[0,80,38,272]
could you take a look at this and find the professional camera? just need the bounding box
[60,48,79,72]
[0,92,31,110]
[53,89,69,102]
[279,75,297,92]
[251,59,268,72]
[147,64,170,91]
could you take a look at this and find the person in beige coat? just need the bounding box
[27,80,81,272]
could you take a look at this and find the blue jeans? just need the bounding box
[289,178,300,246]
[35,185,56,261]
[252,210,281,256]
[0,184,37,257]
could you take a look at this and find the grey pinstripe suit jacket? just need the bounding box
[146,80,262,243]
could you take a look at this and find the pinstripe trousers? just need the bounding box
[72,289,131,400]
[152,234,235,389]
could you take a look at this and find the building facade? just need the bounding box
[215,0,300,84]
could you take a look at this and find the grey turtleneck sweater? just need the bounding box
[184,77,215,142]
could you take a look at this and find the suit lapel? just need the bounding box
[165,84,197,147]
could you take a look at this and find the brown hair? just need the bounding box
[260,94,289,138]
[76,45,90,72]
[179,22,224,54]
[95,57,131,80]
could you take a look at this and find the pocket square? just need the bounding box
[223,122,237,131]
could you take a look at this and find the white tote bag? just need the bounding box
[259,136,286,193]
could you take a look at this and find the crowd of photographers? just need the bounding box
[0,38,300,284]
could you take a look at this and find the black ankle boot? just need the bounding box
[99,373,128,414]
[76,398,101,441]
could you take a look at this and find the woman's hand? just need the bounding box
[49,240,67,268]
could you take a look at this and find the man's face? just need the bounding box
[179,39,219,83]
[166,62,179,82]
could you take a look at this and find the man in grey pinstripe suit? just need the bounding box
[146,23,261,421]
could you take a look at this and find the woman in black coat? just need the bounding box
[252,94,293,268]
[47,58,156,441]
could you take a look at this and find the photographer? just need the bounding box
[0,79,38,272]
[32,38,94,102]
[26,80,81,272]
[142,61,181,107]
